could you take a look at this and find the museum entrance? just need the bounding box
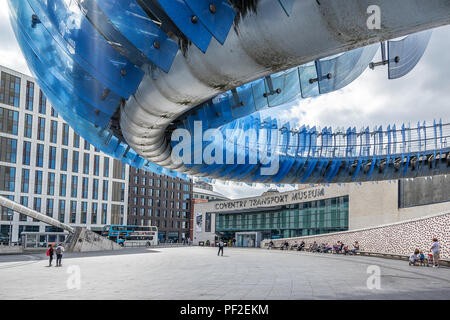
[235,232,261,248]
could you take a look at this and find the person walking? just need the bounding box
[217,240,224,256]
[430,238,440,268]
[46,244,54,267]
[55,243,65,267]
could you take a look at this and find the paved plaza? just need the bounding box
[0,247,449,300]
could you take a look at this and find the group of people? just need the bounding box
[271,240,360,255]
[409,238,441,267]
[46,243,65,267]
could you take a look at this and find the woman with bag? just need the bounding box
[46,244,54,267]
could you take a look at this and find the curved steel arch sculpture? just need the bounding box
[7,0,450,184]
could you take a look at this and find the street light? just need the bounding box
[8,210,12,247]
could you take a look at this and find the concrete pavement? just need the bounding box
[0,247,449,300]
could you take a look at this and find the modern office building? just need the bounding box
[193,182,229,202]
[0,65,129,243]
[193,176,450,247]
[127,166,192,243]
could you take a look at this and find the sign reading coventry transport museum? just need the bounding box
[213,188,326,211]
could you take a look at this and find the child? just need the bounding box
[409,249,420,266]
[418,250,425,266]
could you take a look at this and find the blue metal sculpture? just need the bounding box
[7,0,450,184]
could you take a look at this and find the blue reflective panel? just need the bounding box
[94,0,178,73]
[388,30,432,79]
[267,69,301,107]
[13,21,183,181]
[9,11,110,127]
[10,1,119,125]
[157,0,212,53]
[299,63,319,98]
[230,84,256,119]
[251,79,269,111]
[203,99,231,129]
[183,0,236,44]
[317,44,378,94]
[27,0,143,98]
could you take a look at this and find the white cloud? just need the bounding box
[0,0,30,75]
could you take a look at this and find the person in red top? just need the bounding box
[47,244,54,267]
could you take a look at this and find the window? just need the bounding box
[103,157,109,177]
[72,151,79,172]
[50,120,57,143]
[60,149,68,171]
[47,172,55,195]
[36,144,44,167]
[84,140,90,150]
[51,107,58,117]
[37,117,45,141]
[20,197,28,221]
[102,180,108,200]
[33,197,41,213]
[101,204,107,224]
[25,81,34,111]
[70,201,77,223]
[120,183,125,201]
[38,89,46,114]
[46,199,53,217]
[82,177,88,199]
[81,202,87,224]
[91,203,98,224]
[22,113,32,138]
[48,146,56,169]
[121,163,126,179]
[34,170,42,194]
[62,124,69,146]
[93,155,99,176]
[92,179,99,200]
[0,137,17,163]
[21,169,29,193]
[73,132,80,148]
[83,153,89,174]
[59,200,65,223]
[71,176,78,198]
[0,107,19,135]
[59,174,67,197]
[0,71,21,107]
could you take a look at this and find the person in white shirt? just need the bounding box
[55,244,65,267]
[430,238,440,268]
[409,249,420,266]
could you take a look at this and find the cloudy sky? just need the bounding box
[1,2,449,199]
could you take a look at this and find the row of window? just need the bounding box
[130,218,189,229]
[129,207,190,218]
[215,196,349,234]
[130,196,190,209]
[129,186,190,199]
[21,145,114,176]
[0,165,125,202]
[1,195,123,225]
[131,175,190,191]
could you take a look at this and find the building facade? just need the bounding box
[127,166,192,243]
[193,177,450,247]
[193,182,229,202]
[0,65,129,243]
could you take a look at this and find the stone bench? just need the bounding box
[356,251,449,267]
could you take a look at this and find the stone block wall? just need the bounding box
[262,212,449,259]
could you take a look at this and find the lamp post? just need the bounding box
[8,211,12,247]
